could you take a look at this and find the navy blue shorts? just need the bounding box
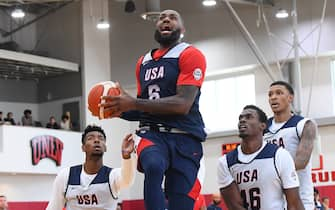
[136,130,203,199]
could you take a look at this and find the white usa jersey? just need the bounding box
[264,115,314,210]
[65,165,117,210]
[217,142,299,210]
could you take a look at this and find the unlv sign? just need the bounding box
[30,135,64,166]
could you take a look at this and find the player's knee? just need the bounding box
[140,152,166,174]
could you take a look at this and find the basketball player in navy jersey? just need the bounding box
[264,81,317,210]
[218,105,305,210]
[46,125,136,210]
[100,9,244,210]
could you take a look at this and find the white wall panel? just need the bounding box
[0,125,82,174]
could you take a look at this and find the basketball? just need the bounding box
[88,81,121,119]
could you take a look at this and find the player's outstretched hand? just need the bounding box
[121,134,135,159]
[100,82,136,118]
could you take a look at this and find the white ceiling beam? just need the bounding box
[0,49,79,72]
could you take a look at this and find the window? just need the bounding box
[331,59,335,114]
[200,73,256,133]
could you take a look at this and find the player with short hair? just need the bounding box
[0,195,8,210]
[218,105,304,210]
[46,125,136,210]
[99,9,237,210]
[264,80,317,210]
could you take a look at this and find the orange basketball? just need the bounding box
[88,81,121,119]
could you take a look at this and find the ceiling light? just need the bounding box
[202,0,217,7]
[11,8,25,18]
[275,9,289,19]
[96,19,110,29]
[141,11,160,22]
[125,0,136,13]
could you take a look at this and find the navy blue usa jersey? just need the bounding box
[135,42,207,141]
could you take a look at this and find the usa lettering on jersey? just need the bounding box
[236,169,258,184]
[144,66,164,81]
[264,135,285,148]
[77,194,98,205]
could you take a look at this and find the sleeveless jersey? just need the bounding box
[64,165,117,210]
[226,143,288,210]
[137,42,206,141]
[263,115,314,210]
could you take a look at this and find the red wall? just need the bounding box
[316,185,335,207]
[120,195,227,210]
[7,186,335,210]
[8,201,48,210]
[122,199,145,210]
[120,187,335,210]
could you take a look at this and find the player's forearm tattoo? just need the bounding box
[295,121,316,170]
[176,85,199,100]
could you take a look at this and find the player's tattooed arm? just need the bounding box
[102,84,199,117]
[295,120,316,170]
[220,183,246,210]
[134,85,199,115]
